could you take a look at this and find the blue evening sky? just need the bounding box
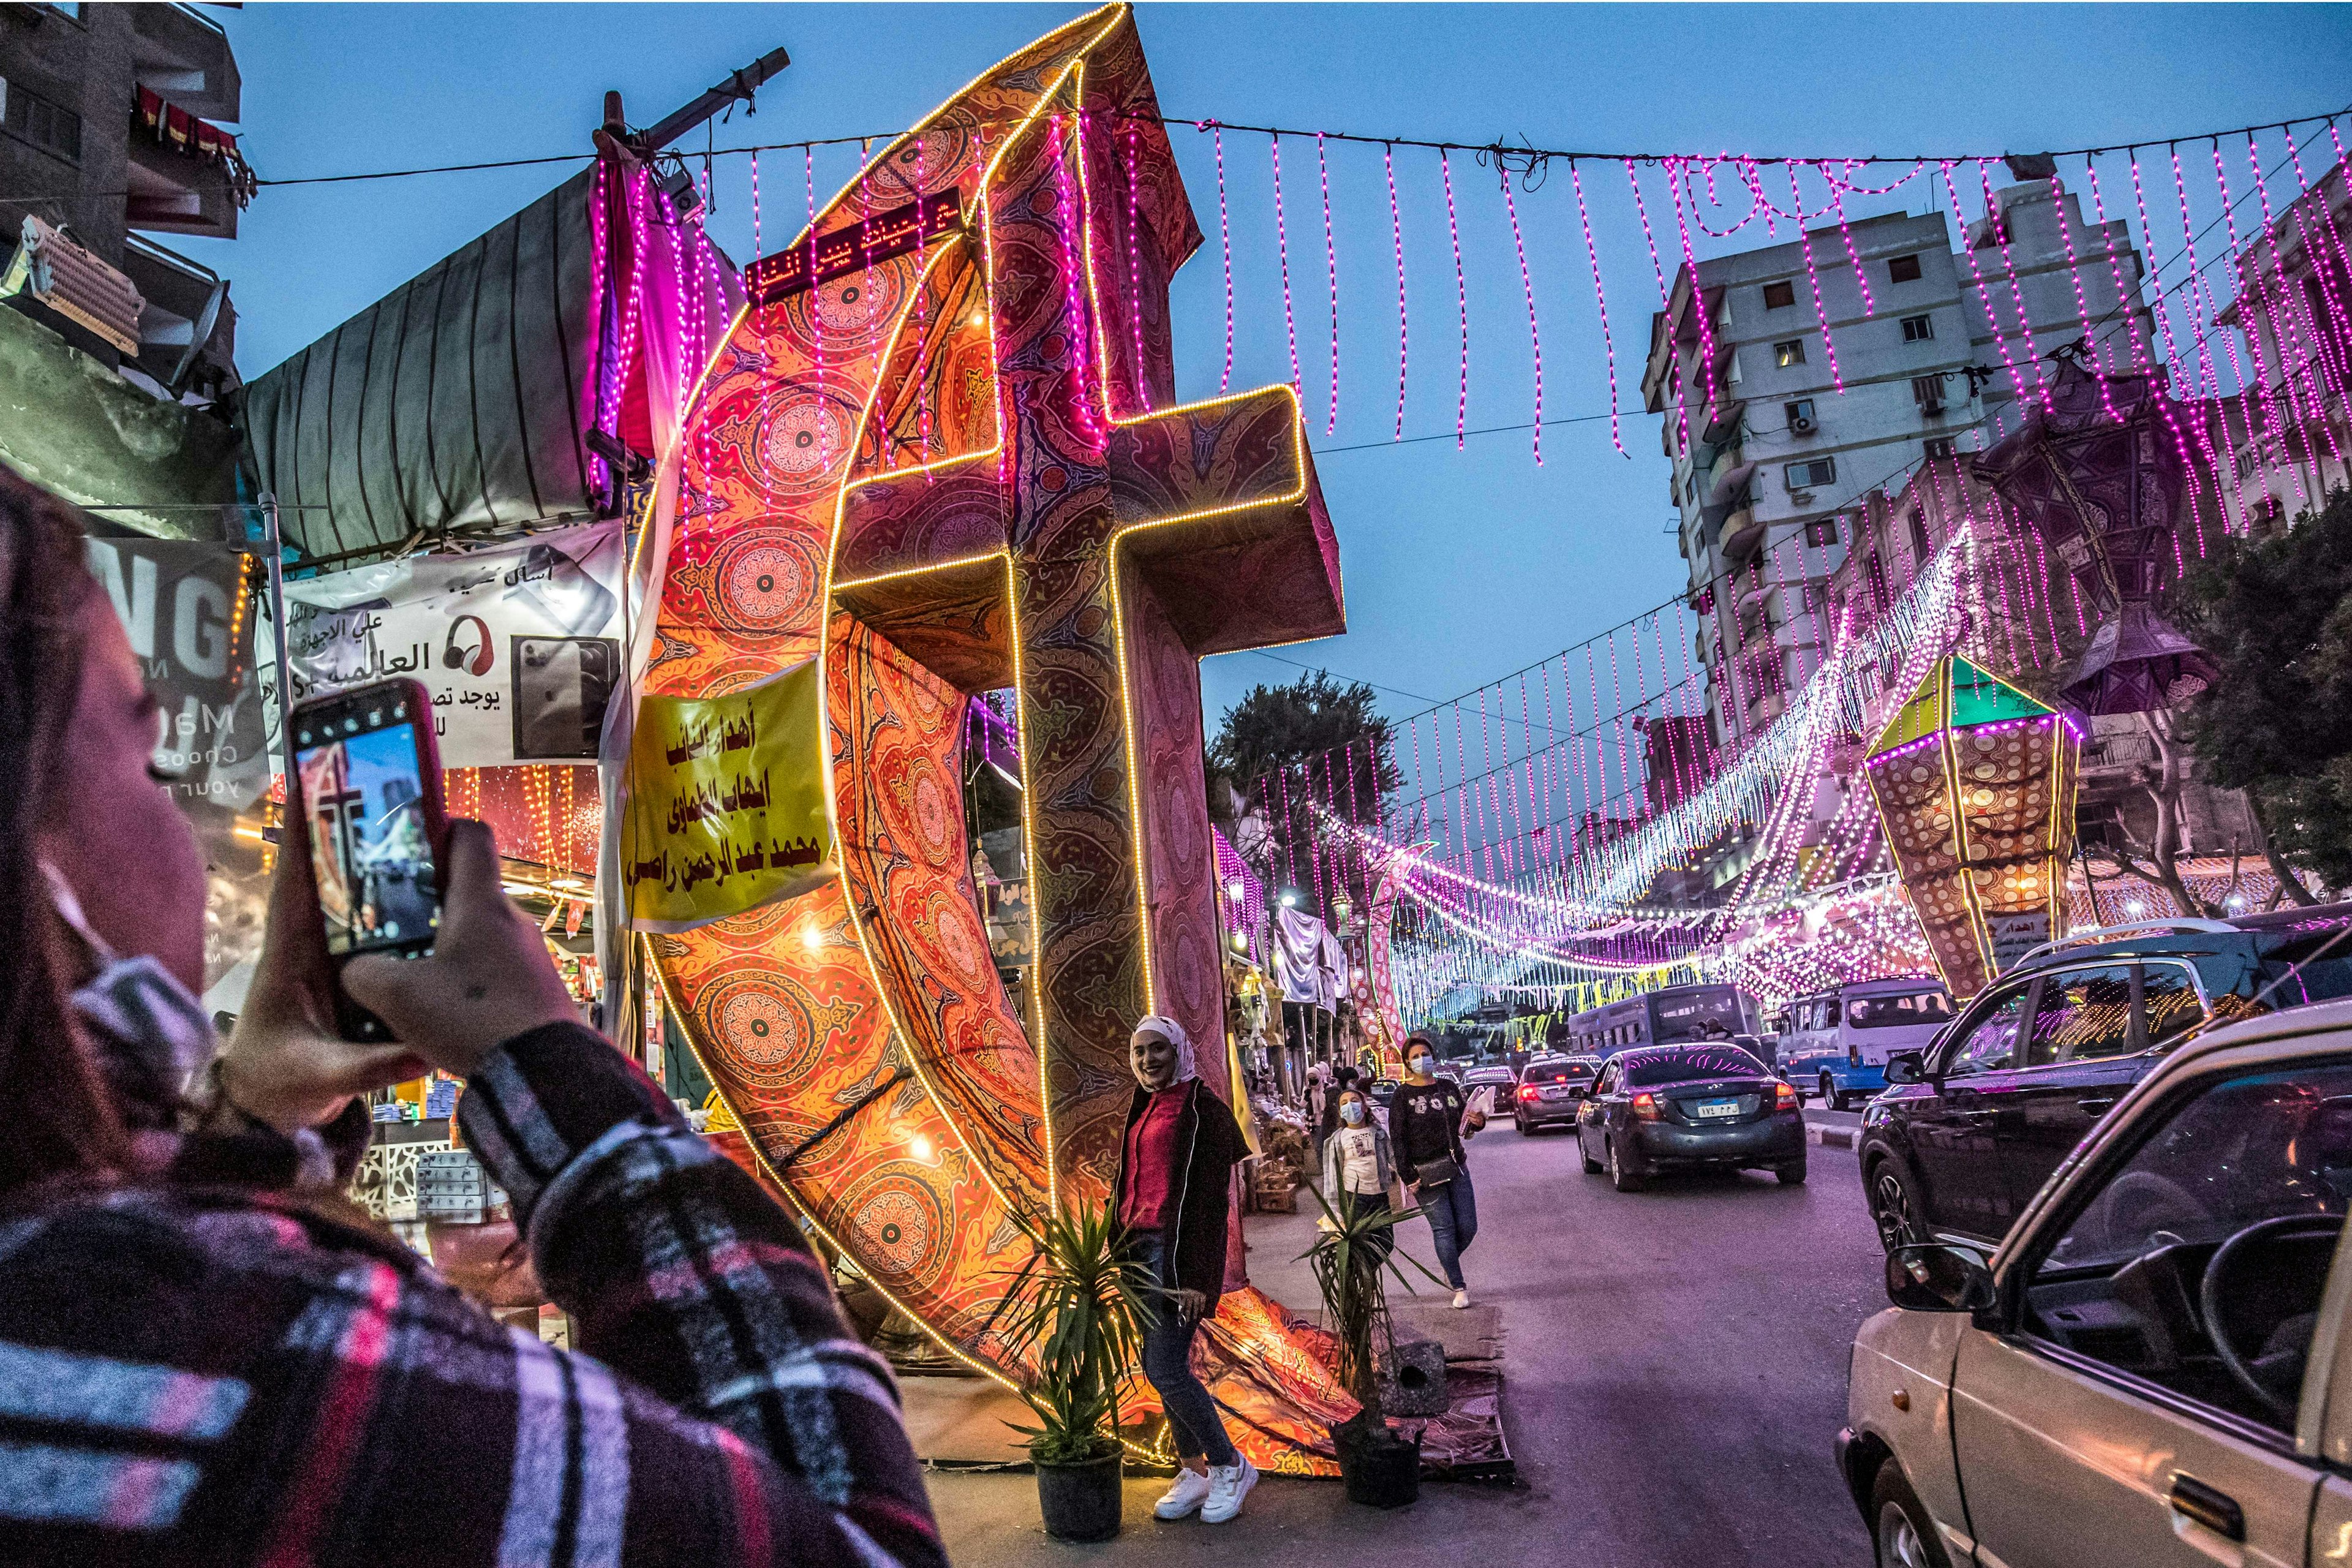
[180,4,2352,735]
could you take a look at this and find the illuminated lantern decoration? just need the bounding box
[1972,355,2216,714]
[1864,655,2081,1000]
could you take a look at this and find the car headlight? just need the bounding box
[1861,1101,1890,1128]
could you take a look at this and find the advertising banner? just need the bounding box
[85,531,275,1001]
[270,521,625,769]
[622,658,833,932]
[86,533,270,811]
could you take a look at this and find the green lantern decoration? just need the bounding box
[1864,656,2082,1001]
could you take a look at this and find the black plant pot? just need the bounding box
[1035,1444,1124,1541]
[1331,1410,1420,1509]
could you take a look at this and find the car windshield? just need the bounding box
[1845,989,1953,1028]
[1521,1057,1586,1081]
[1623,1047,1769,1087]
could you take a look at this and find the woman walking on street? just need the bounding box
[1392,1034,1488,1308]
[1114,1016,1257,1525]
[1319,1085,1402,1260]
[0,467,942,1567]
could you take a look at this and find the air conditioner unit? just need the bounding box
[0,217,144,356]
[1790,412,1817,434]
[1918,396,1945,418]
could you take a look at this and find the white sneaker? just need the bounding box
[1153,1466,1213,1520]
[1200,1456,1257,1523]
[1451,1288,1471,1310]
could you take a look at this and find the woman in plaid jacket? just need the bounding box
[0,466,945,1567]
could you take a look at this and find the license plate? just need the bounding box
[1542,1086,1568,1098]
[1692,1098,1742,1120]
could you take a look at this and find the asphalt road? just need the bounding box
[925,1111,1890,1567]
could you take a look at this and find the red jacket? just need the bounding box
[1111,1078,1248,1309]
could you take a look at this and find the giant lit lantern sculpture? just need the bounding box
[1973,355,2216,715]
[1865,656,2082,1000]
[641,6,1354,1465]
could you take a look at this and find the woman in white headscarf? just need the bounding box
[1114,1015,1256,1525]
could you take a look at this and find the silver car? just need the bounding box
[1839,995,2352,1568]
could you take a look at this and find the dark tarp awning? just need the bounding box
[241,167,597,560]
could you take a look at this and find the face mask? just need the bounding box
[1340,1101,1366,1126]
[1408,1055,1432,1075]
[45,862,214,1131]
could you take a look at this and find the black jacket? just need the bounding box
[1113,1077,1250,1309]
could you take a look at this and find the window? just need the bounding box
[2141,963,2206,1049]
[1908,510,1931,559]
[1912,374,1947,412]
[1785,457,1836,491]
[1939,983,2032,1077]
[2022,966,2137,1066]
[1846,989,1953,1028]
[2029,1058,2352,1431]
[0,78,81,163]
[1901,314,1936,343]
[1924,437,1956,461]
[1888,253,1923,284]
[1773,339,1806,368]
[1762,279,1797,310]
[1805,518,1839,548]
[1784,397,1817,431]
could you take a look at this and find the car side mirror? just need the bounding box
[1883,1052,1925,1085]
[1885,1243,1996,1315]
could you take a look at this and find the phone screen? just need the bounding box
[295,697,441,958]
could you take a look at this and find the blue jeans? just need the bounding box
[1417,1167,1478,1290]
[1135,1238,1237,1466]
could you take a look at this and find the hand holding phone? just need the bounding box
[219,797,430,1133]
[342,821,582,1079]
[288,679,447,1042]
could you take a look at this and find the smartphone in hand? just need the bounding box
[287,677,448,1042]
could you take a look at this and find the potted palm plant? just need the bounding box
[1000,1201,1156,1542]
[1302,1184,1440,1509]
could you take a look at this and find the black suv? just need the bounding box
[1858,906,2352,1250]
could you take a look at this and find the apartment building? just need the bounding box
[1644,178,2155,753]
[0,2,249,398]
[2215,156,2352,532]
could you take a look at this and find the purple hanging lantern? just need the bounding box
[1972,354,2217,714]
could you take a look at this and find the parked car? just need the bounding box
[1511,1053,1598,1134]
[1857,907,2352,1251]
[1574,1043,1805,1191]
[1778,977,1954,1110]
[1839,996,2352,1568]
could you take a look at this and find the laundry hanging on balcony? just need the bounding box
[134,86,255,205]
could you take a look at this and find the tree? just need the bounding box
[2176,484,2352,900]
[1207,672,1402,914]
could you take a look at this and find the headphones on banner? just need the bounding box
[442,614,494,676]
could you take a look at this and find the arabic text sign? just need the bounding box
[277,521,624,769]
[624,658,833,932]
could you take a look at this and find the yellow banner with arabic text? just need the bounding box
[624,658,832,932]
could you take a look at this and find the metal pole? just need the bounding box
[259,492,293,774]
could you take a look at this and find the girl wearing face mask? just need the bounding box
[1319,1087,1401,1258]
[1393,1033,1487,1308]
[0,469,943,1568]
[1115,1016,1256,1524]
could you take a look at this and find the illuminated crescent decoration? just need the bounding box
[641,4,1355,1462]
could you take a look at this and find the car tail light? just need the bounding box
[1518,1085,1540,1102]
[1776,1081,1799,1109]
[1630,1091,1661,1121]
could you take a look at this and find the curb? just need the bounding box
[1806,1121,1859,1150]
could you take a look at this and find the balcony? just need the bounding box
[1720,507,1764,564]
[129,4,241,122]
[126,134,240,239]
